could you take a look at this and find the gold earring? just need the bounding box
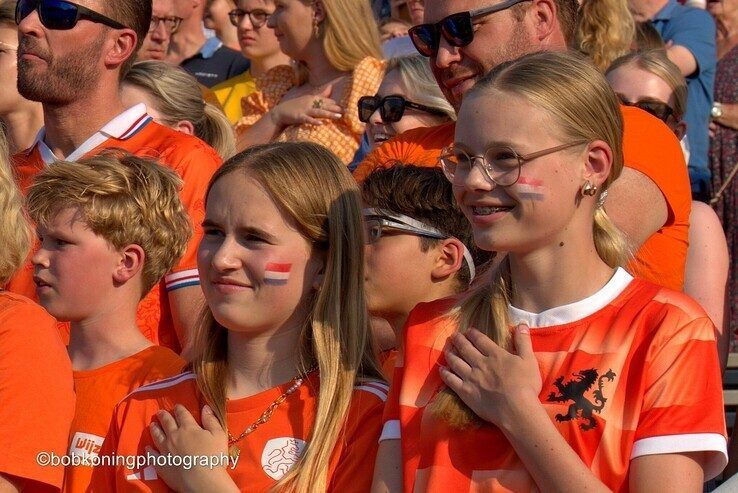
[581,181,597,197]
[312,16,320,39]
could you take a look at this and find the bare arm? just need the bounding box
[235,110,283,152]
[684,201,730,369]
[0,475,21,493]
[605,167,668,251]
[169,285,206,352]
[666,44,698,77]
[629,452,705,492]
[371,439,402,493]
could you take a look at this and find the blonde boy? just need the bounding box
[27,153,192,493]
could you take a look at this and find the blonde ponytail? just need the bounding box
[201,102,236,160]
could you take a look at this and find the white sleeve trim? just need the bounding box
[379,420,400,442]
[631,433,728,480]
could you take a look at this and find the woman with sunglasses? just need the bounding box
[212,0,291,125]
[234,0,384,165]
[372,51,726,493]
[359,55,455,151]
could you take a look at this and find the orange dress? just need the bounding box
[236,57,385,164]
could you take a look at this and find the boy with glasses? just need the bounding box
[362,164,491,376]
[9,0,222,353]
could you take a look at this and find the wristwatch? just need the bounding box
[712,102,724,119]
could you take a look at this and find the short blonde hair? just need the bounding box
[124,61,236,159]
[606,49,687,118]
[0,130,32,285]
[27,153,192,295]
[576,0,635,71]
[388,55,456,121]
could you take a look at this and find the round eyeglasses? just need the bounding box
[439,141,589,186]
[228,8,271,28]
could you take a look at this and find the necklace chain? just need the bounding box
[226,367,317,460]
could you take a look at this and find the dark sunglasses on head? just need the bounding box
[358,95,448,123]
[408,0,532,57]
[16,0,126,30]
[616,94,676,122]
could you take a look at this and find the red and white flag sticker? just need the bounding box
[264,263,292,285]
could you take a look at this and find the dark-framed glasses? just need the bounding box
[149,15,182,34]
[616,94,676,122]
[408,0,532,57]
[228,8,271,28]
[439,141,589,186]
[358,95,448,123]
[16,0,126,30]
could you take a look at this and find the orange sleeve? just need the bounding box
[162,138,222,292]
[632,298,727,480]
[0,296,74,490]
[328,384,387,492]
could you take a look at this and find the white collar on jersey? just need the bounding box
[33,103,152,164]
[507,267,634,328]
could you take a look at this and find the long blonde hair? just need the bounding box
[0,130,31,286]
[432,51,630,429]
[191,142,383,492]
[318,0,382,71]
[123,61,236,159]
[576,0,635,71]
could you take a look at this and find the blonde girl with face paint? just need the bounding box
[92,142,386,493]
[372,51,726,493]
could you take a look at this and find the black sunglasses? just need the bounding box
[16,0,126,30]
[358,95,448,123]
[409,0,532,57]
[616,94,676,122]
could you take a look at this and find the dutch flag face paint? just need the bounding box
[515,176,545,201]
[264,263,292,285]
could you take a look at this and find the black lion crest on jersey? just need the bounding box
[546,368,617,430]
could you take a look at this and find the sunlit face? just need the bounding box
[364,228,437,320]
[606,63,684,136]
[0,24,23,116]
[33,207,125,322]
[236,0,283,59]
[407,0,426,24]
[16,0,110,104]
[198,172,323,334]
[139,0,177,61]
[366,69,450,149]
[453,91,587,253]
[120,84,167,124]
[268,0,315,60]
[424,0,534,111]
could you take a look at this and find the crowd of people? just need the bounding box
[0,0,736,491]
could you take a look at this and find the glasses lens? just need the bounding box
[364,221,382,244]
[637,101,672,122]
[16,0,37,24]
[441,12,474,47]
[381,97,406,123]
[358,96,378,123]
[251,11,268,27]
[228,9,243,26]
[485,147,521,186]
[409,24,438,57]
[38,0,78,30]
[439,147,465,181]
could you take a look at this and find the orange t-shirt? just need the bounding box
[63,346,184,493]
[0,292,75,491]
[90,371,388,492]
[7,104,222,352]
[381,268,727,492]
[353,107,691,291]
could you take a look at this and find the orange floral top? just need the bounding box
[236,57,385,164]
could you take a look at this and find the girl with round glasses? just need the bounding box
[359,55,455,151]
[372,51,726,493]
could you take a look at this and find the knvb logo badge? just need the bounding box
[69,432,105,460]
[261,437,307,480]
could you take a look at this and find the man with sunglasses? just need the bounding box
[354,0,693,294]
[138,0,182,61]
[9,0,222,355]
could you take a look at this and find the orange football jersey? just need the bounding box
[382,268,727,492]
[7,104,222,351]
[91,371,388,492]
